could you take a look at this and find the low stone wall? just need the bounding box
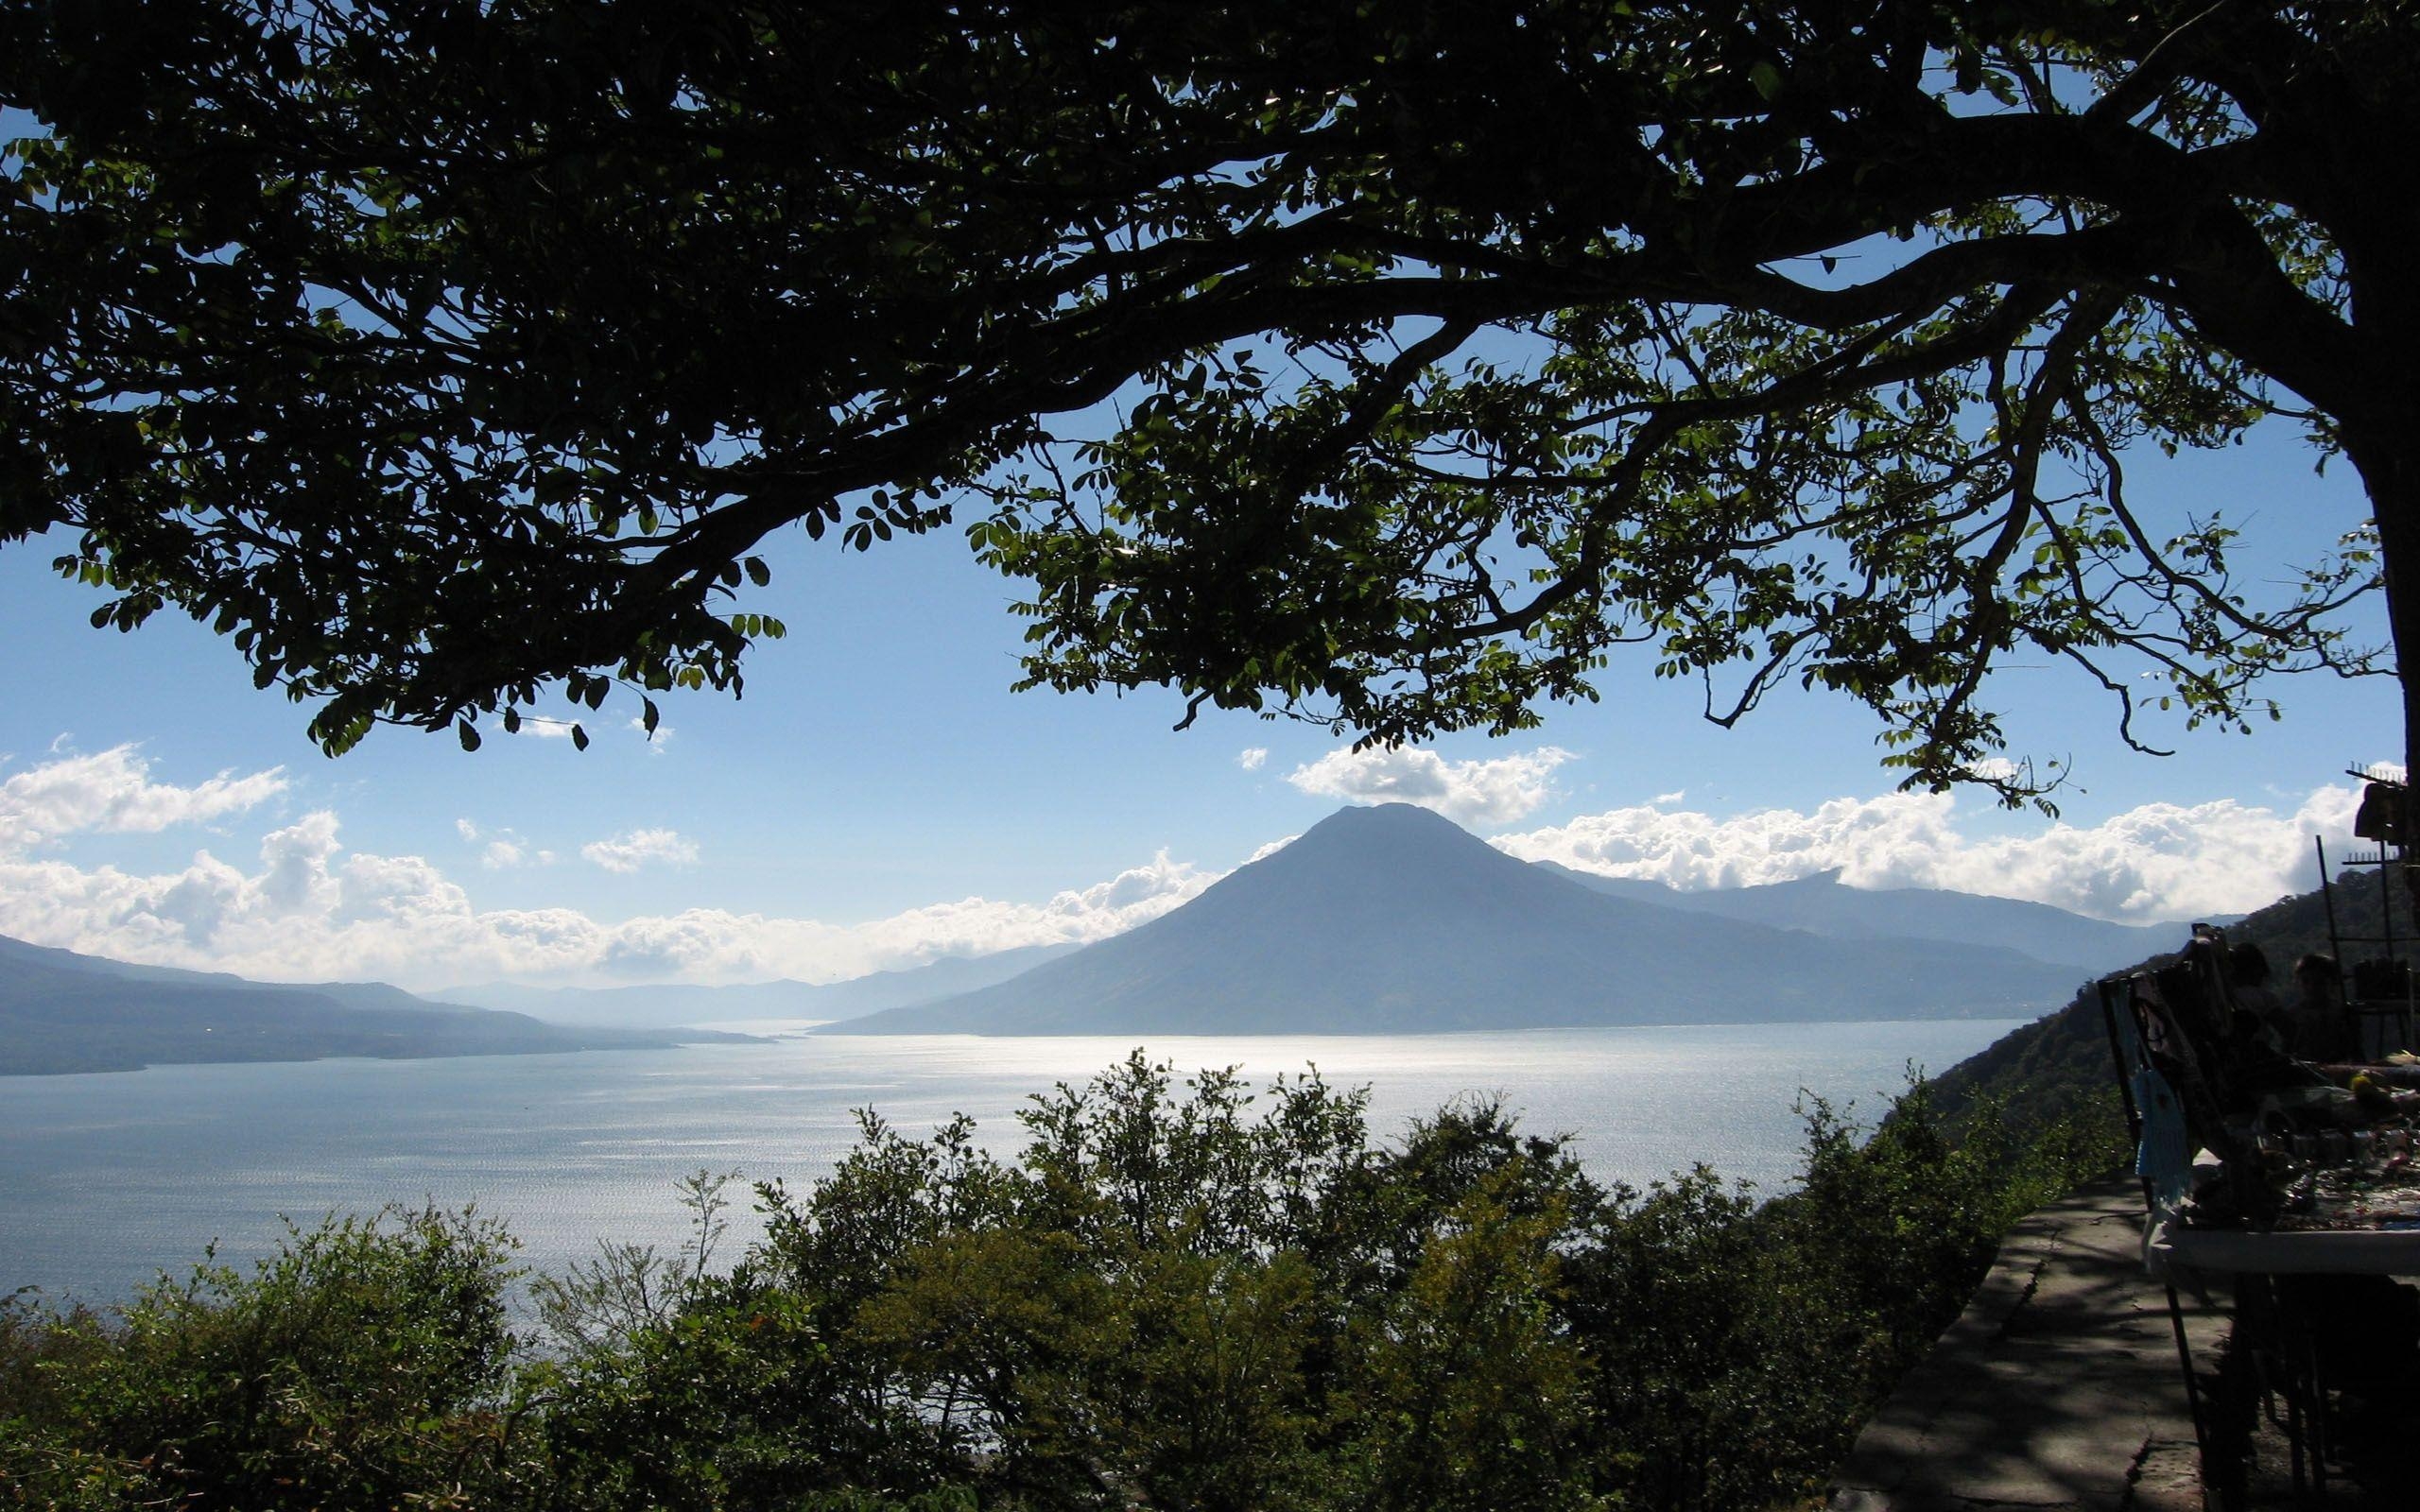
[1828,1177,2221,1512]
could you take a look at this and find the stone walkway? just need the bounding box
[1829,1177,2222,1512]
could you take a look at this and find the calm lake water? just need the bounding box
[1,1021,2026,1305]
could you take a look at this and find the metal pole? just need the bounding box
[2315,836,2361,1057]
[2380,843,2397,979]
[2317,834,2342,968]
[2100,977,2143,1144]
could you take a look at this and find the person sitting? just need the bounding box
[2225,942,2286,1032]
[2287,953,2358,1064]
[2209,940,2324,1106]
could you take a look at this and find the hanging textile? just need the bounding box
[2353,780,2408,845]
[2132,1064,2194,1217]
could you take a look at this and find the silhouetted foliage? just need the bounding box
[1,2,2402,796]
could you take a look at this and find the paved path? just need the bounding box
[1829,1177,2222,1512]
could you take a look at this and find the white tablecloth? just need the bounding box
[2148,1217,2420,1276]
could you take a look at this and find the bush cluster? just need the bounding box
[2,1053,2124,1511]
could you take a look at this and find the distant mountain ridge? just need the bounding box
[432,943,1080,1027]
[0,933,433,1013]
[1533,864,2199,974]
[0,935,741,1075]
[835,804,2090,1036]
[7,807,2204,1062]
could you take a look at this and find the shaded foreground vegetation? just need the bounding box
[4,1053,2123,1512]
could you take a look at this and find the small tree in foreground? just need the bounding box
[1,1205,531,1511]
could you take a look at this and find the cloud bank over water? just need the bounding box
[0,745,1217,987]
[0,741,2372,988]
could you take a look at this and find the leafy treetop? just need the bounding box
[2,1,2407,799]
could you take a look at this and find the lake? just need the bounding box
[0,1020,2026,1305]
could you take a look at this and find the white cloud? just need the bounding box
[628,714,674,750]
[581,828,700,874]
[1286,745,1575,827]
[1245,834,1298,864]
[0,812,1221,989]
[581,850,1222,982]
[1492,784,2365,924]
[507,715,667,748]
[460,818,545,869]
[0,741,2377,991]
[1651,789,1686,806]
[257,811,343,915]
[0,745,285,854]
[1238,747,1268,771]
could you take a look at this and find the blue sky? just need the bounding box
[0,410,2402,990]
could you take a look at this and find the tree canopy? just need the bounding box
[1,0,2407,796]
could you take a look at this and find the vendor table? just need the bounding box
[2148,1205,2420,1499]
[2099,964,2420,1499]
[2150,1220,2420,1276]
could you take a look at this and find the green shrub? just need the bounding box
[4,1056,2117,1512]
[5,1205,532,1511]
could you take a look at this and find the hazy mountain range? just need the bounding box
[0,935,745,1075]
[1533,864,2203,974]
[834,804,2164,1035]
[431,944,1079,1028]
[4,802,2214,1070]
